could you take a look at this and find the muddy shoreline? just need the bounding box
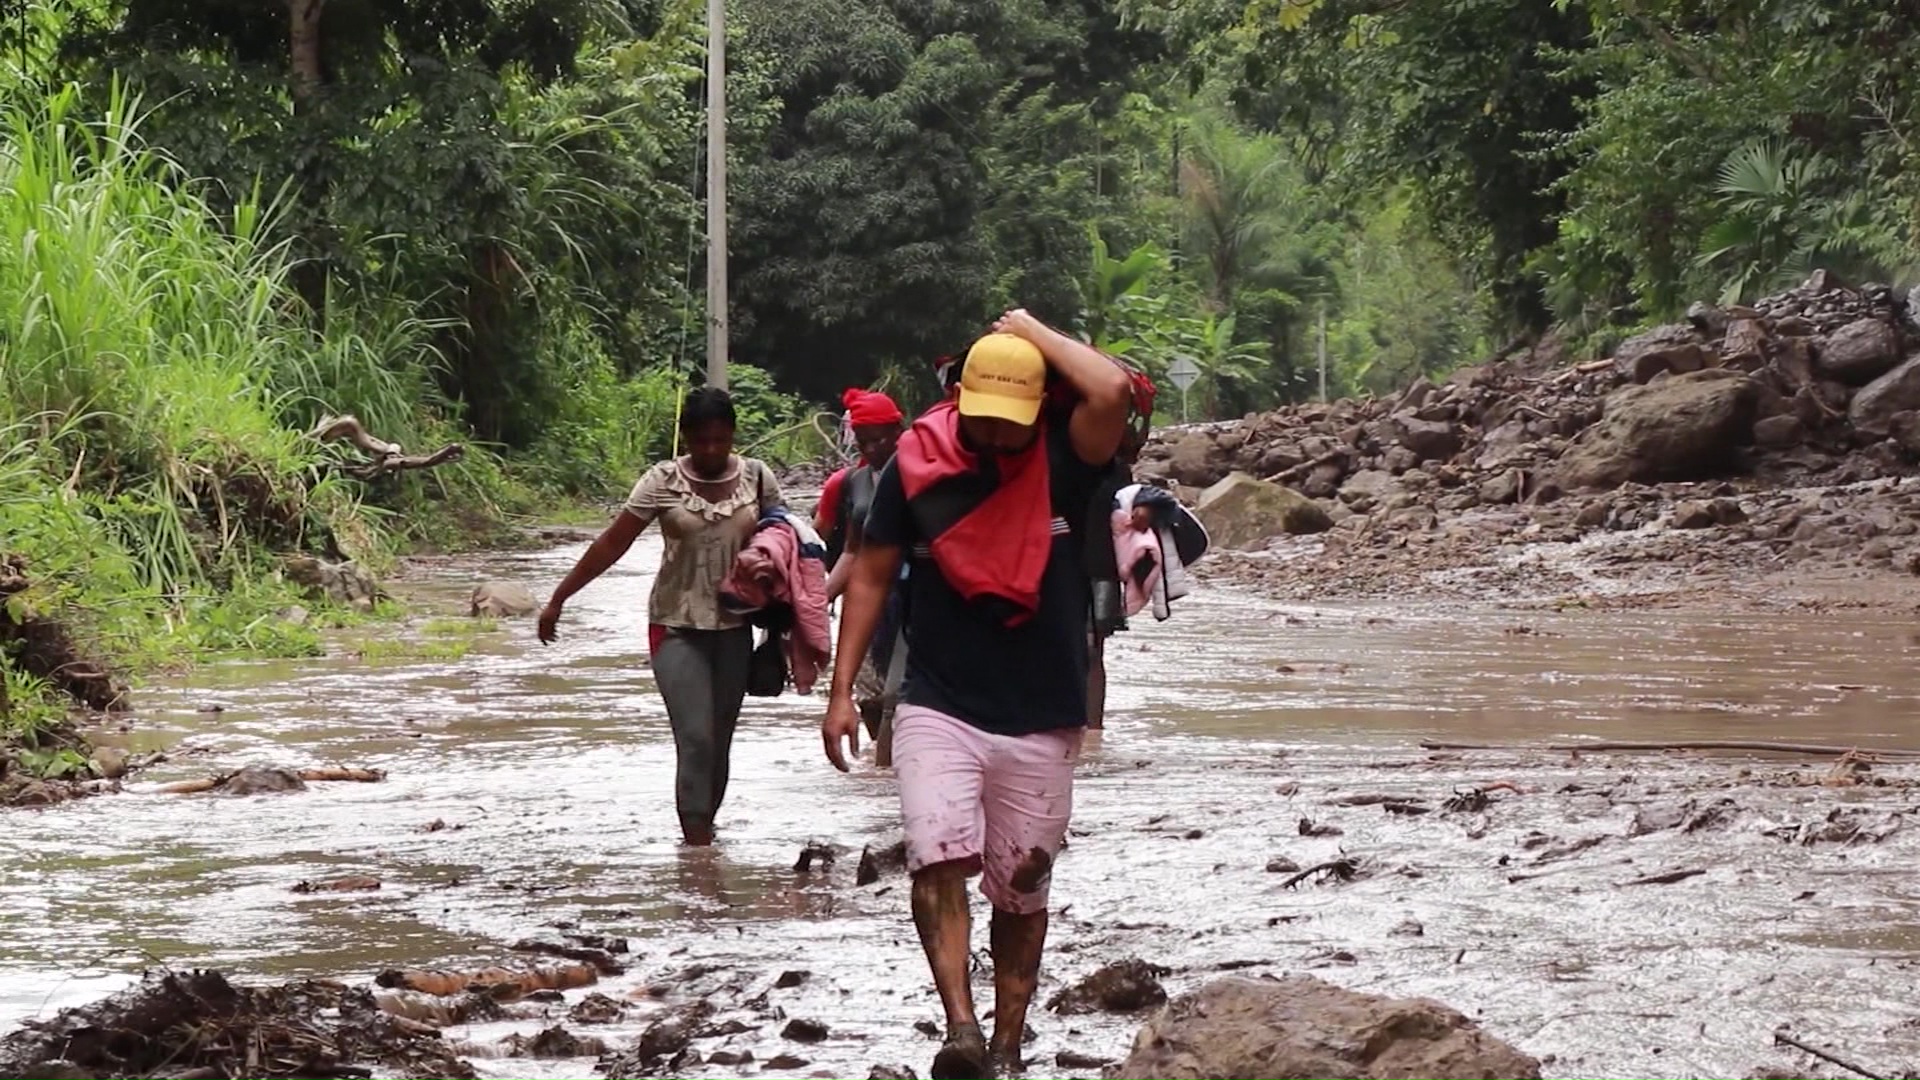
[4,537,1920,1079]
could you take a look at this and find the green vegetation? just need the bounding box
[8,0,1920,771]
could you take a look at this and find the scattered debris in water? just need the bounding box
[1047,959,1170,1015]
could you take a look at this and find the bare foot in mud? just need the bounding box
[931,1022,993,1079]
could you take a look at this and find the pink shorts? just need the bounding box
[891,705,1083,915]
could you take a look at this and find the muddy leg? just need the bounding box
[652,628,718,845]
[912,861,978,1030]
[988,907,1048,1067]
[705,626,752,820]
[978,728,1081,1070]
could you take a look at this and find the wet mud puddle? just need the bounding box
[5,535,1920,1078]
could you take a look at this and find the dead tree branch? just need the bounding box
[311,415,465,480]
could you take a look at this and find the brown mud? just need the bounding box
[2,536,1920,1078]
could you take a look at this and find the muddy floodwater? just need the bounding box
[6,535,1920,1079]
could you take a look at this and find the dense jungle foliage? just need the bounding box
[5,0,1920,748]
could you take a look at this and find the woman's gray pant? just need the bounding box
[652,625,752,832]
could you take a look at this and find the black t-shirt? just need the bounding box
[863,425,1102,735]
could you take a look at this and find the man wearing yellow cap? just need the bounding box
[823,309,1132,1077]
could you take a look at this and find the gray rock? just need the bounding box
[283,557,378,612]
[1612,324,1706,384]
[88,747,130,780]
[1687,300,1729,339]
[1337,470,1396,511]
[470,581,539,618]
[1850,354,1920,438]
[1752,414,1805,448]
[221,766,308,796]
[1889,411,1920,455]
[1671,500,1733,529]
[1555,372,1757,490]
[1816,318,1903,384]
[1474,420,1533,469]
[1116,975,1541,1080]
[1165,432,1228,488]
[1392,414,1463,461]
[1479,469,1523,504]
[1300,460,1348,500]
[1720,318,1767,368]
[1196,474,1333,548]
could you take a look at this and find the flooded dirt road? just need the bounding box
[5,534,1920,1078]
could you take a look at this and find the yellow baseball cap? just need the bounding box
[957,333,1046,425]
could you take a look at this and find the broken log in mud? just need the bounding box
[1420,739,1920,759]
[153,766,386,795]
[374,962,597,999]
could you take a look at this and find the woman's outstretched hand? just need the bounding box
[537,602,563,645]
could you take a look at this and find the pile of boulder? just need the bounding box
[1141,273,1920,599]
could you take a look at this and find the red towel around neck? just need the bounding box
[895,400,1052,624]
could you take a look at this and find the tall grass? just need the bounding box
[0,83,489,588]
[0,80,508,722]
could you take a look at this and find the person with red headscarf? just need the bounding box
[815,388,904,573]
[813,388,908,760]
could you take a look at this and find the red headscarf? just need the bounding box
[842,388,903,427]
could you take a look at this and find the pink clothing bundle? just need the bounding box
[1112,510,1162,619]
[1109,483,1200,622]
[721,517,831,693]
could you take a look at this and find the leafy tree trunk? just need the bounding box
[287,0,329,325]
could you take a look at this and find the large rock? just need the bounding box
[283,557,378,611]
[1849,354,1920,438]
[1720,318,1767,368]
[1164,432,1228,488]
[1196,473,1332,550]
[1117,976,1540,1080]
[1391,414,1462,462]
[1336,470,1396,511]
[1892,411,1920,455]
[1612,323,1706,384]
[471,582,539,618]
[1816,318,1902,385]
[1555,371,1757,491]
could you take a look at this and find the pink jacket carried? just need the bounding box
[720,513,831,693]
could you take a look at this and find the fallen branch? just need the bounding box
[1508,856,1634,884]
[312,415,465,481]
[1619,867,1707,887]
[1773,1029,1888,1080]
[1278,858,1361,890]
[509,938,626,975]
[153,766,386,795]
[300,767,385,783]
[1265,447,1349,486]
[1419,739,1920,759]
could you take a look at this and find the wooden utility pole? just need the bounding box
[1317,300,1328,402]
[704,0,729,390]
